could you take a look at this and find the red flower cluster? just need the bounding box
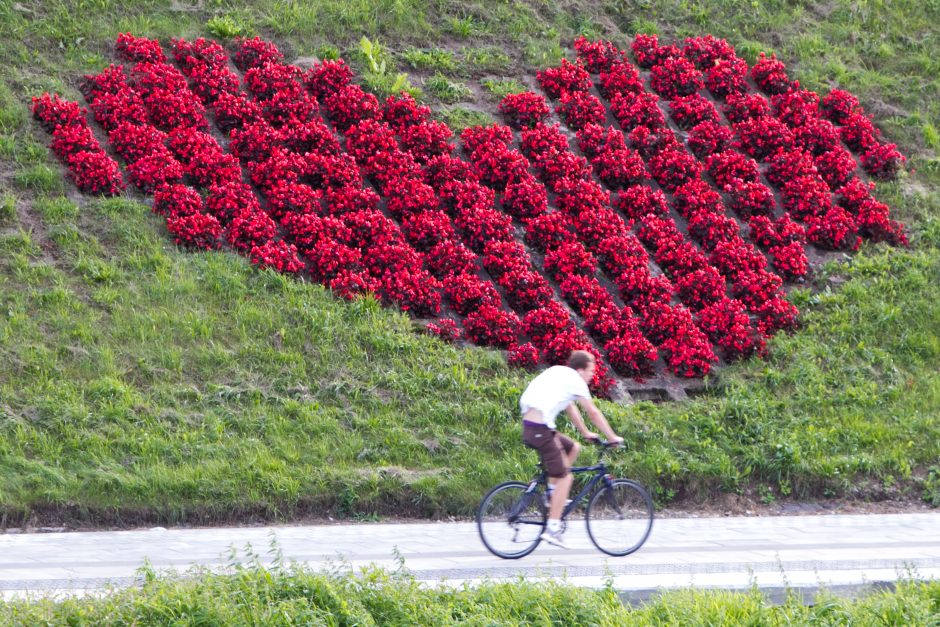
[536,59,592,98]
[32,93,125,195]
[687,121,733,159]
[115,33,166,63]
[574,36,625,74]
[650,56,704,100]
[648,148,703,192]
[498,92,550,129]
[556,91,606,130]
[669,94,719,130]
[751,53,793,95]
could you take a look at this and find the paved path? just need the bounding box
[1,513,938,599]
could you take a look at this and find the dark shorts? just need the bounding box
[522,421,574,478]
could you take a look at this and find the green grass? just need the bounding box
[481,78,526,101]
[3,564,939,625]
[0,0,938,527]
[423,72,473,103]
[400,47,457,72]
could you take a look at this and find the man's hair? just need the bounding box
[568,350,595,371]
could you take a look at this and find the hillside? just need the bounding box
[0,0,938,527]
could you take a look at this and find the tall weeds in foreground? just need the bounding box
[2,564,939,625]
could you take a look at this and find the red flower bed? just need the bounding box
[444,273,501,316]
[305,59,354,100]
[722,92,771,124]
[206,181,261,224]
[855,198,908,246]
[544,241,597,280]
[610,91,666,131]
[676,265,726,310]
[592,147,648,189]
[806,207,861,251]
[556,91,606,130]
[705,58,749,99]
[128,150,184,193]
[671,179,723,219]
[631,34,677,69]
[499,92,550,129]
[399,121,454,164]
[696,298,761,360]
[31,93,88,132]
[765,149,818,188]
[687,121,733,160]
[820,89,860,124]
[523,302,574,348]
[792,118,840,156]
[324,84,380,132]
[36,33,913,384]
[648,148,703,192]
[814,147,857,189]
[524,211,575,252]
[755,296,800,336]
[595,234,649,275]
[426,240,477,279]
[250,240,304,274]
[233,36,284,72]
[508,342,540,369]
[769,241,809,281]
[781,175,833,221]
[427,319,463,343]
[536,59,592,98]
[687,210,740,252]
[502,175,548,220]
[751,53,792,95]
[66,150,126,196]
[576,123,623,158]
[499,267,554,312]
[574,37,625,74]
[153,182,203,217]
[728,181,776,218]
[616,184,669,220]
[683,35,737,68]
[226,208,277,251]
[706,150,760,190]
[378,269,442,317]
[598,62,644,99]
[771,89,819,127]
[167,211,222,250]
[116,33,166,64]
[605,328,658,377]
[650,56,704,100]
[734,116,793,161]
[840,112,879,153]
[669,94,719,130]
[518,123,567,164]
[861,143,905,181]
[462,304,520,348]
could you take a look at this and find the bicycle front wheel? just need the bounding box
[477,481,545,559]
[586,479,654,557]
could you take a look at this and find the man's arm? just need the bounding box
[574,398,623,443]
[564,403,596,439]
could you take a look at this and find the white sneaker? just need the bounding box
[539,529,570,549]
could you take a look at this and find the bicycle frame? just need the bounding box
[560,464,614,518]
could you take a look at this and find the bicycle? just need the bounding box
[476,439,654,559]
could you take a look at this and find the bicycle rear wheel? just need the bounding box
[585,479,654,557]
[477,481,545,559]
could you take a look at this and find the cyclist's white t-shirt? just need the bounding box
[519,365,591,430]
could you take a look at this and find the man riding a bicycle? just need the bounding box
[520,350,623,549]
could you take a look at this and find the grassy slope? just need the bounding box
[3,564,940,625]
[0,0,937,526]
